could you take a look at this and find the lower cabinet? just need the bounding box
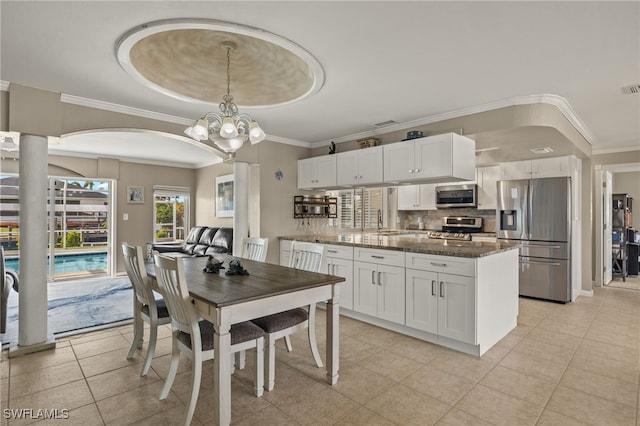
[353,260,405,325]
[325,244,354,310]
[405,268,475,344]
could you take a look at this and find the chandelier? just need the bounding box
[184,41,266,156]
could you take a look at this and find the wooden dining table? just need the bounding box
[146,255,345,426]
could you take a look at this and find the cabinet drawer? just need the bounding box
[405,252,476,277]
[354,247,404,267]
[325,244,354,260]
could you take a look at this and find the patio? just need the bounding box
[1,276,133,347]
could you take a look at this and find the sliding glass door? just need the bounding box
[48,178,111,280]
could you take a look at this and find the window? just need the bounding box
[330,187,387,230]
[153,186,190,242]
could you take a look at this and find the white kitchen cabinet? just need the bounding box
[353,261,405,324]
[405,255,475,344]
[298,155,337,189]
[476,165,500,210]
[499,156,575,180]
[336,146,384,186]
[353,247,405,324]
[279,239,293,266]
[325,244,354,310]
[383,133,476,184]
[397,184,437,210]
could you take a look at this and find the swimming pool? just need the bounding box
[5,252,108,274]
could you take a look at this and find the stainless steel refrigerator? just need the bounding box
[496,177,571,302]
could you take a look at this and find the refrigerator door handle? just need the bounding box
[521,259,562,266]
[526,182,533,240]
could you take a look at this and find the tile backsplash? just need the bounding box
[398,208,496,232]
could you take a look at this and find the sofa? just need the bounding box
[153,226,233,256]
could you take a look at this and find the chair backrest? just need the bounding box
[241,237,269,262]
[122,243,154,306]
[153,253,200,337]
[0,246,5,283]
[289,241,326,273]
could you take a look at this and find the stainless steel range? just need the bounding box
[426,217,483,241]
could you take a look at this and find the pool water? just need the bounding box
[5,252,108,274]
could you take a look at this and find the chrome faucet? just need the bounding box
[377,209,383,230]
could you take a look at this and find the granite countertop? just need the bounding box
[279,232,516,258]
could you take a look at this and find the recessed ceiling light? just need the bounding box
[530,147,554,154]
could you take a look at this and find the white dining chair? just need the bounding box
[251,241,326,391]
[153,253,265,426]
[122,243,171,376]
[241,237,269,262]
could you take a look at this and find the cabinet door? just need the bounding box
[336,151,359,186]
[405,269,438,333]
[397,185,419,210]
[314,155,337,188]
[477,165,500,210]
[531,157,569,178]
[437,273,475,344]
[297,158,316,189]
[279,240,293,267]
[383,142,414,182]
[376,264,405,324]
[353,261,378,316]
[418,184,437,210]
[357,146,384,184]
[500,160,531,180]
[414,134,452,179]
[329,257,354,310]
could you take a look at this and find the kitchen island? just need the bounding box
[279,233,519,356]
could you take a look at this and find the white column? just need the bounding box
[13,134,55,355]
[233,162,249,256]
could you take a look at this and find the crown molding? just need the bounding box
[592,145,640,155]
[60,93,193,126]
[266,135,312,148]
[316,94,597,148]
[0,80,9,91]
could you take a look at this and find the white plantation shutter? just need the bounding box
[328,188,384,230]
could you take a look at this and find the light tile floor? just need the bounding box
[1,284,639,425]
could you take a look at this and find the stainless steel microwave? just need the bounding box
[436,184,477,208]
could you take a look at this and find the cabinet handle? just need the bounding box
[327,250,338,253]
[359,175,363,179]
[328,264,332,274]
[371,255,384,259]
[431,280,436,296]
[440,281,444,298]
[415,168,421,173]
[332,264,336,275]
[430,262,447,267]
[378,271,382,286]
[354,175,358,179]
[409,169,414,173]
[371,270,376,285]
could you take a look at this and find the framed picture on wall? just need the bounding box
[215,174,234,217]
[127,185,144,204]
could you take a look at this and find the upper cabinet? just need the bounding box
[397,184,437,210]
[476,165,500,210]
[383,133,476,184]
[499,156,574,180]
[336,146,384,186]
[298,155,337,189]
